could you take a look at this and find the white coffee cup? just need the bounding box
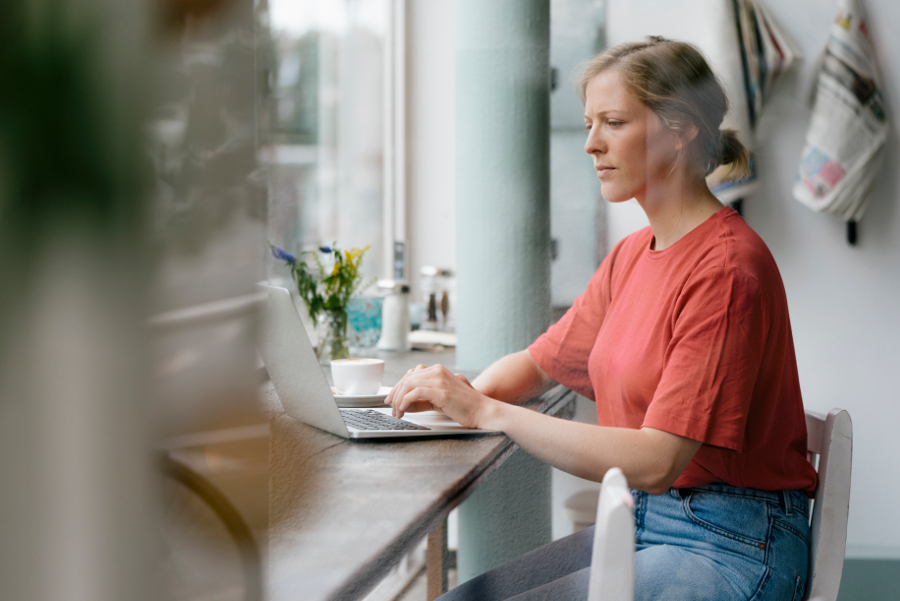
[331,358,385,396]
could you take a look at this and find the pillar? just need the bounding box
[454,0,551,372]
[454,0,553,583]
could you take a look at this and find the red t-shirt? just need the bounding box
[529,207,817,495]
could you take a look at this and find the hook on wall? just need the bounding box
[847,220,857,246]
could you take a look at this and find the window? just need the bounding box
[262,0,399,283]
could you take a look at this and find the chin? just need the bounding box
[599,184,633,204]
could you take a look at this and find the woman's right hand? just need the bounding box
[385,364,497,428]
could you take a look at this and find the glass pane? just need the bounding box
[261,0,387,284]
[550,0,606,307]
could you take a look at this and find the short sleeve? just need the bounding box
[642,267,767,451]
[528,257,614,400]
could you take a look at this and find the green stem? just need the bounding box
[328,309,349,361]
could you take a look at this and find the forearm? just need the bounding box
[479,400,700,494]
[471,350,556,404]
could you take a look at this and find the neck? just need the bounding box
[636,171,724,251]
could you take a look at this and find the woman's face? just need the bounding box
[583,69,680,204]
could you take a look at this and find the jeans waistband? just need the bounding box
[675,482,809,517]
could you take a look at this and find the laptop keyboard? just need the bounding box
[340,409,430,431]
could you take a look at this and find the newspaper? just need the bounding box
[709,0,801,203]
[793,0,888,223]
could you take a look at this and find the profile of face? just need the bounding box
[582,69,684,204]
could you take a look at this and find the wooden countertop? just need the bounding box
[264,349,577,601]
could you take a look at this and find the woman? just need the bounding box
[386,37,817,601]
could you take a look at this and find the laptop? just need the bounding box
[258,284,499,439]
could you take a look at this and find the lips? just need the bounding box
[595,166,615,178]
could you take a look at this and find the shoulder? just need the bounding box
[685,209,785,311]
[583,225,653,291]
[617,225,655,255]
[604,225,654,271]
[710,208,782,285]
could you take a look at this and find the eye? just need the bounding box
[607,119,624,128]
[582,123,592,132]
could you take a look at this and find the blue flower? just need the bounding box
[271,246,297,263]
[319,246,332,253]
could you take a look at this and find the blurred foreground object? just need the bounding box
[0,1,156,599]
[148,0,270,597]
[0,0,270,599]
[792,0,887,244]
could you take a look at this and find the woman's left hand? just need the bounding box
[385,364,493,429]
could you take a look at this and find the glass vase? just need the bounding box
[316,309,350,364]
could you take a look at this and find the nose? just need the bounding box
[584,124,606,156]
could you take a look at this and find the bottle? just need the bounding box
[437,268,454,332]
[376,279,411,351]
[419,266,439,331]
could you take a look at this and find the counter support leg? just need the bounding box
[427,517,449,600]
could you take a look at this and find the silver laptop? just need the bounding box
[258,285,498,439]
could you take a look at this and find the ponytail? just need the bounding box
[713,128,751,179]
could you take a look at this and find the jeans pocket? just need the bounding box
[683,490,769,547]
[772,517,811,548]
[791,575,805,601]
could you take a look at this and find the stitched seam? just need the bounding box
[633,490,646,542]
[748,565,771,601]
[691,489,781,503]
[748,508,774,601]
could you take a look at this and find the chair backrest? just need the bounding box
[587,467,635,601]
[804,409,852,601]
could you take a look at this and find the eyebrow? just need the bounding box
[583,110,629,120]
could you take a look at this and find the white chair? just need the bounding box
[587,467,635,601]
[803,409,852,601]
[577,408,852,601]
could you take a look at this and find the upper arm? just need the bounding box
[525,349,556,392]
[640,428,703,493]
[472,349,557,403]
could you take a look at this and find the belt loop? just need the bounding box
[781,490,792,515]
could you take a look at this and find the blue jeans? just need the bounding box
[439,483,811,601]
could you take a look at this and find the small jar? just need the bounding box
[376,279,411,351]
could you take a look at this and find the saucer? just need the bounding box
[331,385,393,408]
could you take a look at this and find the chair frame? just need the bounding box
[804,409,852,601]
[587,467,635,601]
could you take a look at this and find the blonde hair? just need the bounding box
[577,36,751,179]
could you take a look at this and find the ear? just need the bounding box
[674,124,699,150]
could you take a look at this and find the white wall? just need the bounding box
[607,0,900,555]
